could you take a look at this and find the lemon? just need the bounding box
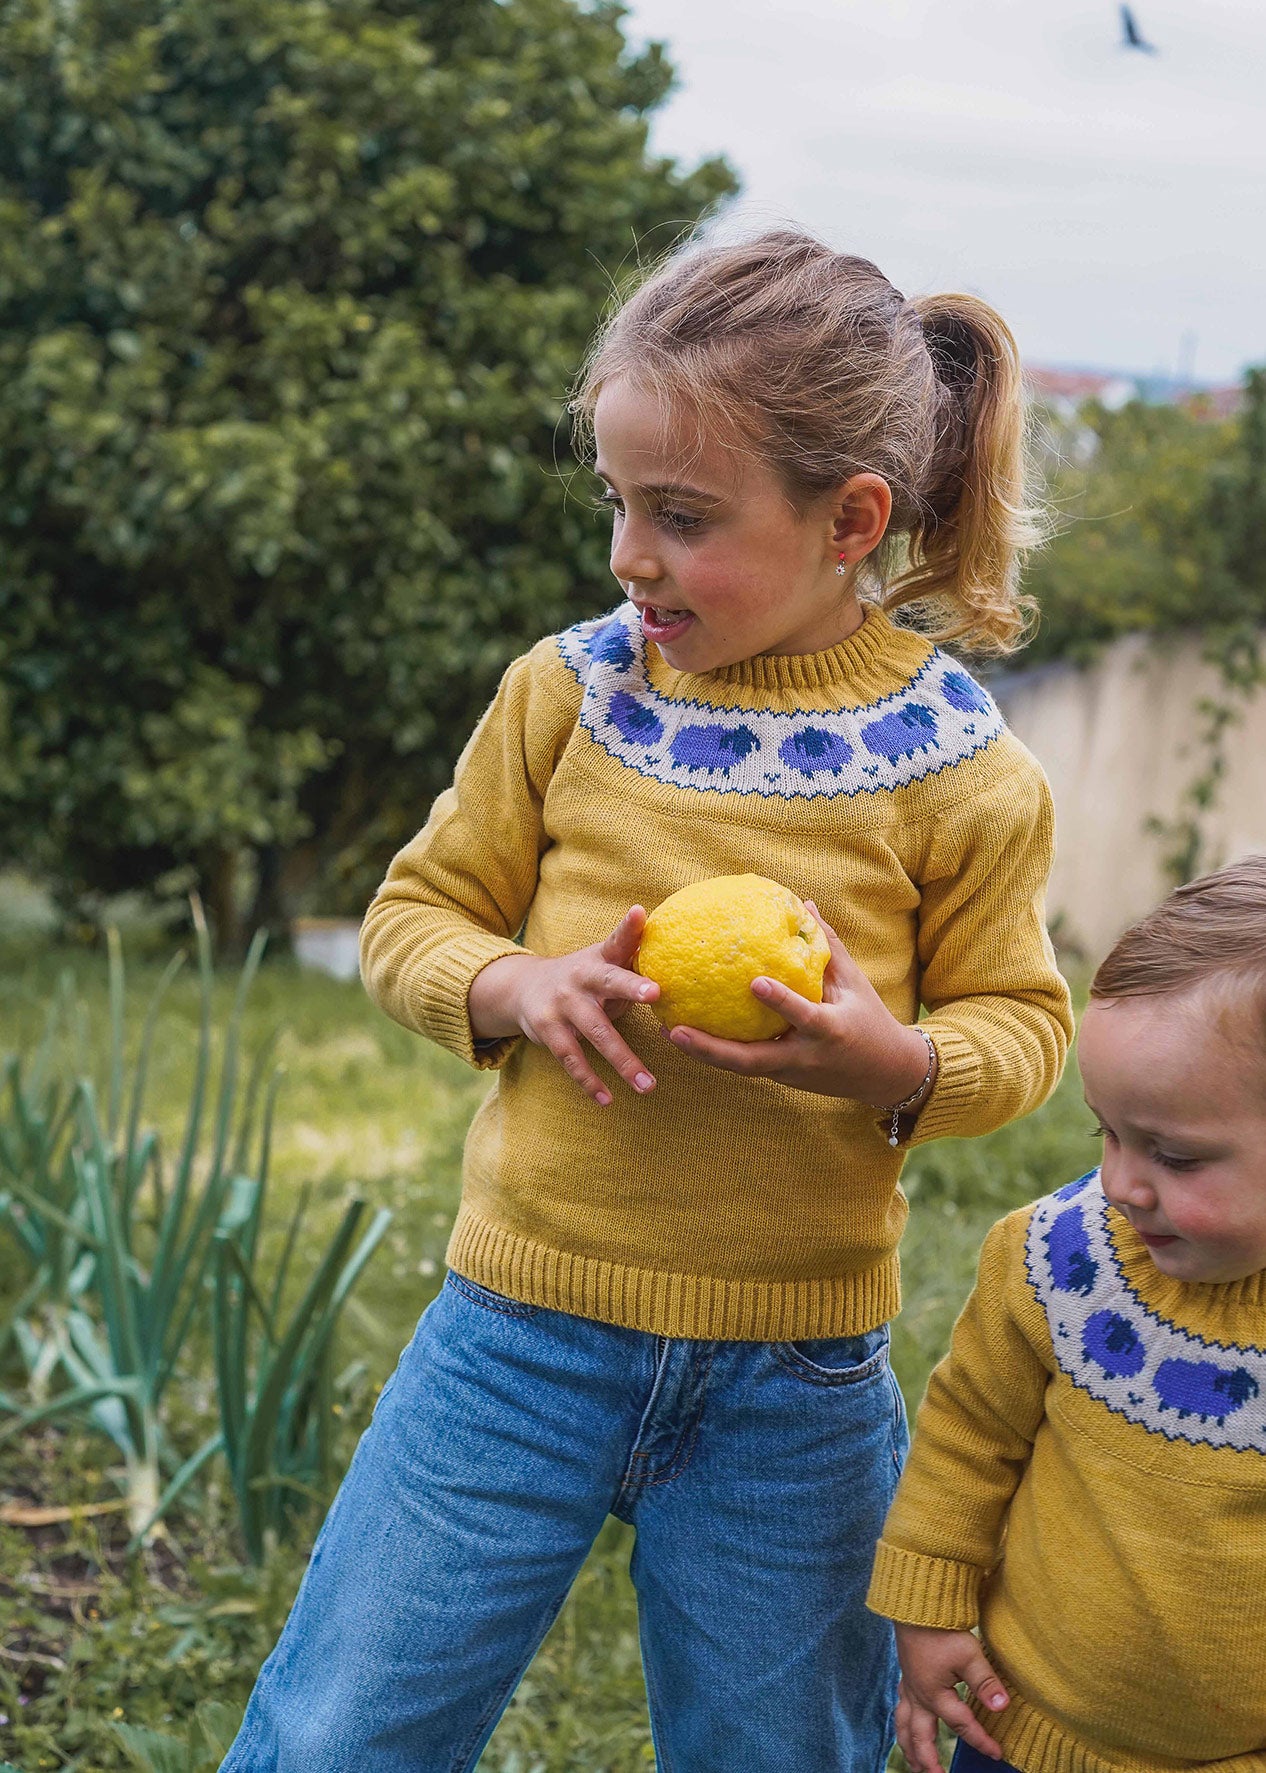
[637,874,831,1041]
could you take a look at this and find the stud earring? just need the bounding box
[835,553,849,577]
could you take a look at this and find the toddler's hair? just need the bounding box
[1090,855,1266,1056]
[573,228,1046,654]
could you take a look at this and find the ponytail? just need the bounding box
[883,294,1044,653]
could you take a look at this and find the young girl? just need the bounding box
[868,855,1266,1773]
[222,229,1072,1773]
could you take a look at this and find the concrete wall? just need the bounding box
[992,632,1266,962]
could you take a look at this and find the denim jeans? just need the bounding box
[221,1271,908,1773]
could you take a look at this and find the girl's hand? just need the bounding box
[467,907,660,1108]
[894,1623,1009,1772]
[665,904,935,1107]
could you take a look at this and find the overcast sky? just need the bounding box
[621,0,1265,384]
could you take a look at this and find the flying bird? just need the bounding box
[1119,5,1158,53]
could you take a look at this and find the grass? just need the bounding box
[0,931,1095,1771]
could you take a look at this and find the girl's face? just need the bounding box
[1078,993,1266,1284]
[592,377,890,670]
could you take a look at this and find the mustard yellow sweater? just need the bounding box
[359,600,1072,1340]
[868,1173,1266,1772]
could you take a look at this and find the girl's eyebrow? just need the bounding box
[593,466,720,502]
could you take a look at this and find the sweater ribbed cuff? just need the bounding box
[408,931,527,1070]
[865,1539,982,1629]
[903,1023,983,1147]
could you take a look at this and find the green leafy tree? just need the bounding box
[1025,375,1266,884]
[1208,367,1266,624]
[1024,397,1244,664]
[0,0,734,945]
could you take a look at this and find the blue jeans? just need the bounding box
[221,1272,907,1772]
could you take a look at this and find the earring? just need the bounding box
[835,553,849,577]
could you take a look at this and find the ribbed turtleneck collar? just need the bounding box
[655,602,926,703]
[1107,1205,1266,1320]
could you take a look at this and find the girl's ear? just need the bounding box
[831,474,892,564]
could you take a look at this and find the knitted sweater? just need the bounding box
[359,599,1072,1341]
[868,1173,1266,1772]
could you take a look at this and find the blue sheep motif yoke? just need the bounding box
[1025,1173,1266,1453]
[555,604,1006,800]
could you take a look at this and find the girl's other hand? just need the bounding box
[665,904,935,1108]
[467,907,660,1108]
[894,1623,1009,1772]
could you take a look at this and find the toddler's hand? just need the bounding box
[894,1623,1009,1772]
[468,907,659,1108]
[665,904,934,1108]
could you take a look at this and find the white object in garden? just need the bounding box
[293,917,362,981]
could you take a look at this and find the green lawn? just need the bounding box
[0,931,1094,1771]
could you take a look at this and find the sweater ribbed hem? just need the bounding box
[865,1541,982,1630]
[972,1690,1266,1773]
[446,1204,901,1340]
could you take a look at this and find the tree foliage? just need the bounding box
[1024,375,1266,665]
[0,0,734,942]
[1023,373,1266,886]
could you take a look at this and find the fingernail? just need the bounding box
[751,977,771,998]
[595,1090,611,1107]
[640,984,655,999]
[990,1694,1006,1709]
[634,1072,654,1092]
[670,1029,690,1047]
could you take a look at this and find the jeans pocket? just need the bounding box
[445,1269,541,1319]
[773,1323,891,1387]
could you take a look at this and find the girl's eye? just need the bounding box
[656,509,703,534]
[1153,1151,1200,1174]
[1091,1121,1115,1142]
[597,492,624,518]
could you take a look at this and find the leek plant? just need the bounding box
[215,1178,390,1562]
[0,1053,94,1397]
[0,906,390,1555]
[0,908,270,1539]
[0,967,101,1390]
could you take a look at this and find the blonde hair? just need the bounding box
[1090,855,1266,1057]
[573,228,1046,655]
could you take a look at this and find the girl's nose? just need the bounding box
[610,517,662,587]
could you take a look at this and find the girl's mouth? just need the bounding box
[638,604,695,645]
[1138,1231,1179,1249]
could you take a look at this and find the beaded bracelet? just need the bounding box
[881,1027,937,1148]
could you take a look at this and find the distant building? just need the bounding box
[1024,363,1243,423]
[1179,384,1245,423]
[1024,365,1136,419]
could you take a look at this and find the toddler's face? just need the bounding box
[591,377,879,669]
[1079,993,1266,1284]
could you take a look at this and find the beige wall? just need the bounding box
[992,632,1266,963]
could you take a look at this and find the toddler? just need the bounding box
[870,855,1266,1772]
